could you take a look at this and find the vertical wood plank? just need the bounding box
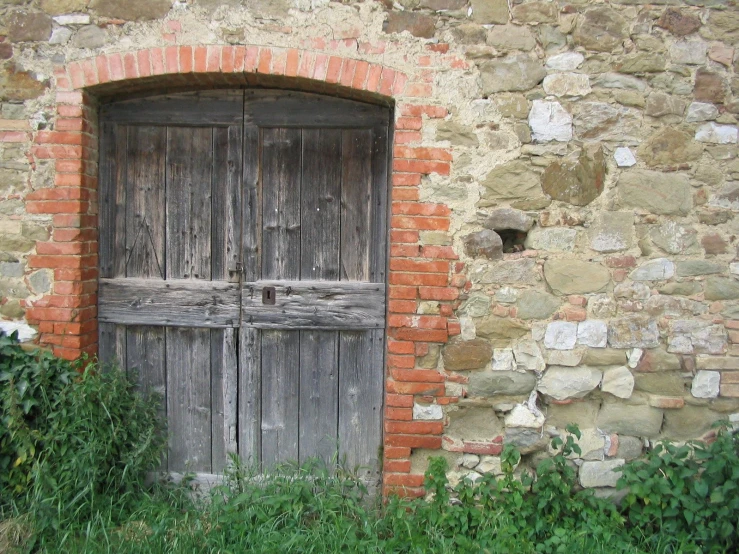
[212,125,242,281]
[242,124,259,282]
[166,126,213,280]
[126,126,166,279]
[260,127,302,467]
[299,330,339,465]
[238,326,261,466]
[261,127,301,281]
[98,322,126,370]
[338,329,384,481]
[261,329,300,467]
[301,128,341,281]
[370,124,389,284]
[167,327,212,472]
[98,122,127,279]
[340,129,373,282]
[126,325,166,468]
[211,328,238,472]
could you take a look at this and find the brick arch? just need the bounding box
[25,44,461,497]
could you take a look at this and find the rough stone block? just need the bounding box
[579,459,625,488]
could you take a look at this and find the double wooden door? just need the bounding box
[98,90,389,481]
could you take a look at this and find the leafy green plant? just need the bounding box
[1,332,77,500]
[618,422,739,553]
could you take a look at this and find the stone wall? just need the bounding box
[1,0,738,496]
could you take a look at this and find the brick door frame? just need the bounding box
[25,44,464,496]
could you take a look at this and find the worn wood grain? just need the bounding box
[167,327,212,473]
[101,91,243,126]
[241,280,385,329]
[340,129,373,282]
[261,329,300,468]
[241,124,259,281]
[98,278,240,327]
[244,90,390,128]
[127,325,167,468]
[299,330,339,464]
[126,126,166,279]
[238,326,261,465]
[166,126,213,280]
[261,127,301,281]
[212,125,242,281]
[301,129,341,281]
[370,124,389,284]
[338,329,384,482]
[211,328,238,473]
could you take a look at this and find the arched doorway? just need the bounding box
[97,89,390,483]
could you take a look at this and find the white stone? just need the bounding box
[695,123,738,144]
[548,428,605,461]
[628,348,643,368]
[505,403,546,429]
[49,27,73,44]
[0,321,37,342]
[545,52,584,71]
[458,454,480,469]
[577,320,608,348]
[691,371,720,399]
[629,258,675,281]
[513,340,546,372]
[686,102,719,123]
[532,322,547,342]
[544,321,578,350]
[543,73,592,97]
[538,366,602,400]
[579,459,625,488]
[601,366,635,399]
[413,403,443,420]
[492,348,515,371]
[614,147,636,167]
[53,13,91,25]
[460,316,476,341]
[525,227,577,252]
[495,287,518,303]
[669,39,708,65]
[476,456,504,475]
[730,263,739,276]
[546,349,583,367]
[528,100,573,143]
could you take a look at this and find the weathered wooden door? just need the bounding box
[98,90,389,482]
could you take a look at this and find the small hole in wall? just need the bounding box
[497,229,527,253]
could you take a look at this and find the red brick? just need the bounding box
[388,339,415,354]
[392,215,449,231]
[384,445,412,459]
[221,46,235,72]
[393,173,422,187]
[386,435,442,449]
[394,146,453,162]
[313,53,329,80]
[421,246,458,260]
[386,394,414,408]
[244,46,259,72]
[384,473,425,487]
[366,64,383,91]
[391,368,445,383]
[28,254,96,269]
[390,327,449,343]
[394,131,422,144]
[393,159,450,176]
[386,420,443,434]
[233,46,246,72]
[351,60,370,89]
[285,49,300,77]
[151,49,165,75]
[391,244,421,257]
[389,273,448,287]
[415,342,429,356]
[297,51,313,78]
[390,259,449,273]
[54,268,98,281]
[404,82,432,97]
[390,230,419,244]
[384,459,412,473]
[392,202,451,216]
[387,355,415,370]
[25,307,77,322]
[386,380,445,395]
[395,116,422,131]
[379,68,396,95]
[326,56,343,83]
[392,188,420,201]
[53,281,97,296]
[388,314,446,329]
[36,242,90,255]
[399,104,448,118]
[447,320,461,336]
[56,91,84,104]
[339,58,356,86]
[26,200,89,214]
[271,48,287,75]
[418,286,458,301]
[392,73,408,96]
[389,285,418,300]
[58,105,84,118]
[52,214,96,228]
[389,299,418,313]
[35,131,84,145]
[81,59,98,86]
[562,305,587,322]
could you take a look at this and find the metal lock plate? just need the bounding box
[262,286,276,305]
